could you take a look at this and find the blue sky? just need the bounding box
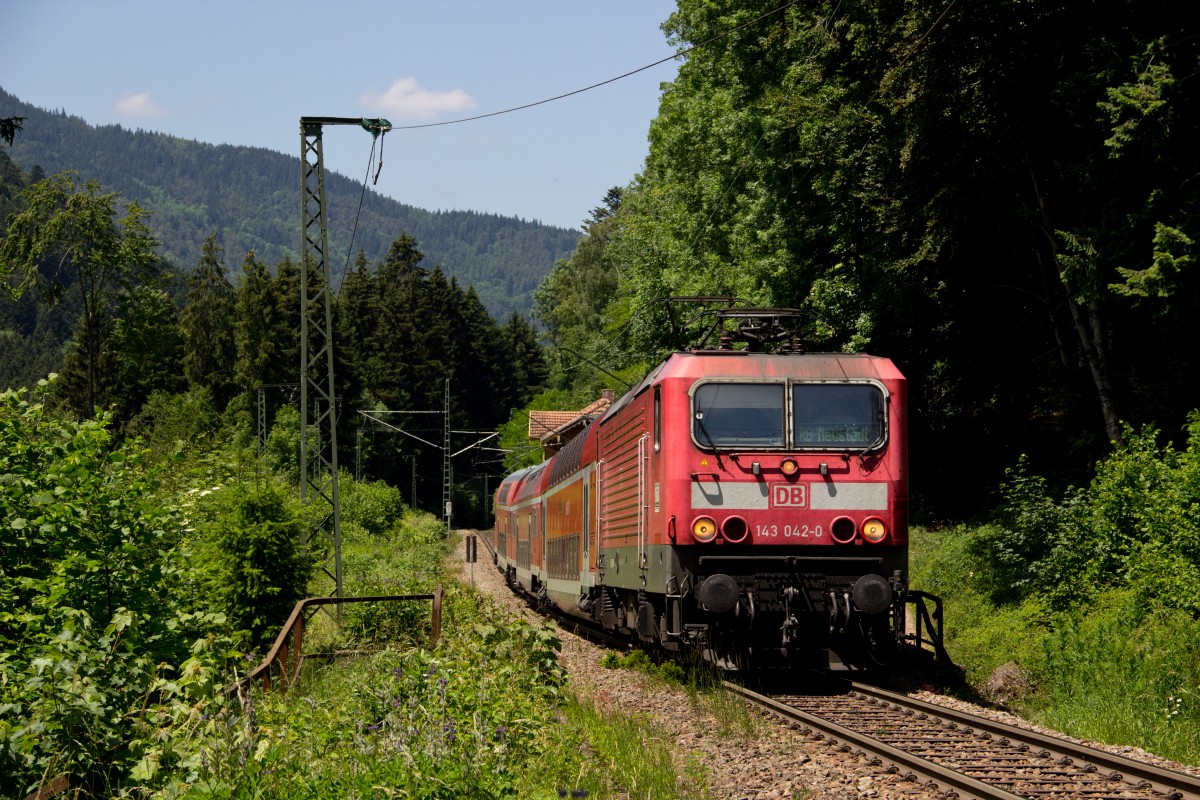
[1,1,681,231]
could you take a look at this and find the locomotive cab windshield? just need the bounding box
[691,380,888,451]
[792,382,887,450]
[693,383,785,448]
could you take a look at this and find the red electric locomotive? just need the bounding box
[490,305,941,670]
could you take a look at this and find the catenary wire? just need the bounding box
[385,1,803,132]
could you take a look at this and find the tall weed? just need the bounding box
[1030,592,1200,764]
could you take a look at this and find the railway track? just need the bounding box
[727,680,1200,800]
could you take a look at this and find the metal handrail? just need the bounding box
[23,587,445,800]
[237,585,445,693]
[906,588,948,662]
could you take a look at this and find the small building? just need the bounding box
[527,390,615,459]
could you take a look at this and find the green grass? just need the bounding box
[145,513,720,798]
[544,699,710,799]
[909,526,1200,766]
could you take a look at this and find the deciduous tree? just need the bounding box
[0,173,158,416]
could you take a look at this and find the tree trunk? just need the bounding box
[1060,275,1124,444]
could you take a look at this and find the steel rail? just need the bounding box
[849,682,1200,800]
[724,681,1029,800]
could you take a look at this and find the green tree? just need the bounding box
[234,251,299,418]
[0,174,159,416]
[205,485,311,650]
[498,311,548,415]
[533,188,623,355]
[591,0,1200,513]
[181,233,237,410]
[108,285,185,424]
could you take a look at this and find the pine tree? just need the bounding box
[234,251,297,405]
[181,233,237,409]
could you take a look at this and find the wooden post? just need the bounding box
[431,584,443,645]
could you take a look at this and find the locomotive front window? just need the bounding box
[693,383,785,448]
[792,383,885,449]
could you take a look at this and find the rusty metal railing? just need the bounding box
[238,585,445,693]
[22,587,445,800]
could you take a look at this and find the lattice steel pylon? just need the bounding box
[299,116,390,599]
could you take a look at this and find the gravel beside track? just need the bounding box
[451,534,942,799]
[448,532,1198,799]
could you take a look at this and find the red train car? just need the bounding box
[490,308,929,670]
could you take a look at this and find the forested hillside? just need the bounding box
[6,4,1200,796]
[535,0,1200,516]
[0,87,578,320]
[0,155,548,519]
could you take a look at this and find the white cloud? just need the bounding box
[114,92,164,118]
[360,77,477,120]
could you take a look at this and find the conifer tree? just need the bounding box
[499,312,548,414]
[372,236,429,410]
[450,284,506,429]
[234,251,297,411]
[181,233,236,409]
[108,285,184,423]
[334,250,375,410]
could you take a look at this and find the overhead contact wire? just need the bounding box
[387,0,803,132]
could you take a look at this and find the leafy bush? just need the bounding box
[967,415,1200,614]
[0,385,226,797]
[338,474,406,540]
[262,404,302,485]
[127,387,222,465]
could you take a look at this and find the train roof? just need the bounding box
[602,351,903,422]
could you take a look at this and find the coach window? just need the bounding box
[791,383,886,449]
[693,382,785,448]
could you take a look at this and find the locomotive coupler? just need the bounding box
[780,614,800,646]
[781,585,802,645]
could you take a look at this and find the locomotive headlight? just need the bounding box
[691,516,718,543]
[780,458,799,477]
[861,516,888,543]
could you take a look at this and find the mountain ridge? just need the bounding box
[0,87,577,319]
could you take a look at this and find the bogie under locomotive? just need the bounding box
[488,309,940,671]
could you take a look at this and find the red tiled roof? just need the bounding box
[579,396,612,416]
[528,410,578,439]
[528,391,616,444]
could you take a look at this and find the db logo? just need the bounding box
[772,484,808,508]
